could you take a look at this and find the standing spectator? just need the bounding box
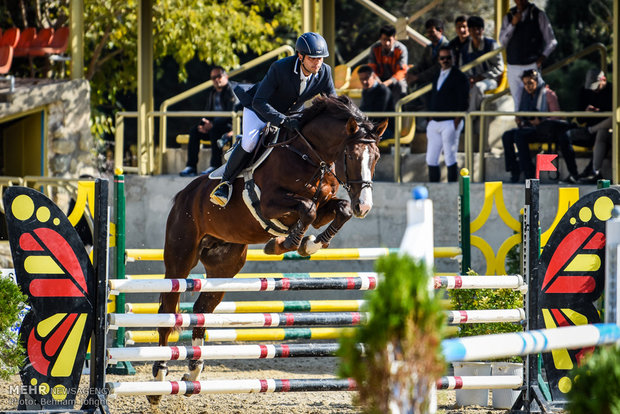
[358,65,394,139]
[501,70,560,182]
[179,67,238,177]
[558,69,613,183]
[368,24,409,102]
[425,46,469,182]
[460,16,504,111]
[447,15,469,66]
[499,0,557,110]
[406,18,450,88]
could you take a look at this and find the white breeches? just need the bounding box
[241,107,267,152]
[425,119,462,167]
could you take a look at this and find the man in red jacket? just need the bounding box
[368,24,409,102]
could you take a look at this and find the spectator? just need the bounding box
[558,69,613,183]
[425,46,469,182]
[501,69,560,182]
[358,65,394,139]
[499,0,557,110]
[460,16,504,111]
[406,18,450,89]
[179,66,238,177]
[368,24,409,102]
[447,15,469,66]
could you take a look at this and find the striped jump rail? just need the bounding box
[442,323,620,362]
[124,327,355,345]
[105,375,523,397]
[125,271,378,280]
[110,275,523,294]
[109,276,377,294]
[446,309,525,324]
[106,378,358,396]
[107,343,346,363]
[124,246,461,262]
[436,375,523,390]
[111,309,519,329]
[125,299,368,314]
[108,312,366,329]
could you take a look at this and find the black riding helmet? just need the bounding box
[295,32,329,58]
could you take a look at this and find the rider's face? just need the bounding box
[300,55,323,75]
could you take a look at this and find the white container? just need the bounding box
[453,361,491,407]
[491,362,524,409]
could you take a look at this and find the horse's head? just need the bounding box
[340,118,387,218]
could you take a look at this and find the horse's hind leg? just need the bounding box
[182,240,249,383]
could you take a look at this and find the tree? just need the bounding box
[0,275,27,380]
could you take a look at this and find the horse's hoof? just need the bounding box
[264,237,287,255]
[146,395,162,405]
[298,235,321,256]
[264,239,278,255]
[181,373,189,381]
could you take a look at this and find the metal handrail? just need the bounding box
[157,45,295,173]
[478,42,608,179]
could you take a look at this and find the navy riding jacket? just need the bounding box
[233,55,336,125]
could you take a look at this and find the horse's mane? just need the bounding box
[299,95,374,131]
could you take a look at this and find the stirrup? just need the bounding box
[210,181,232,207]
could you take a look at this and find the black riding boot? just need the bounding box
[428,165,440,183]
[447,163,458,182]
[210,144,252,206]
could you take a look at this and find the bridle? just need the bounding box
[270,126,377,199]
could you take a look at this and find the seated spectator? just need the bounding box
[558,69,613,183]
[358,65,394,139]
[406,18,450,92]
[460,16,504,111]
[368,24,409,102]
[501,69,561,182]
[447,15,469,66]
[180,66,238,177]
[425,46,469,182]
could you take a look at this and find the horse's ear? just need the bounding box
[346,117,359,135]
[375,119,389,138]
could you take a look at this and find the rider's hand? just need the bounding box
[283,117,300,131]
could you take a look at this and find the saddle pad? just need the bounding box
[208,129,280,180]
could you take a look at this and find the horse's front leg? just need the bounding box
[298,197,353,256]
[262,195,317,255]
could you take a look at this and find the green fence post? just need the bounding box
[459,169,471,274]
[108,171,135,375]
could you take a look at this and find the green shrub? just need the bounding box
[449,245,524,362]
[0,275,28,380]
[338,254,445,413]
[567,345,620,414]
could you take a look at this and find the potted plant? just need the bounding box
[567,344,620,413]
[0,273,27,380]
[449,244,524,408]
[338,254,446,413]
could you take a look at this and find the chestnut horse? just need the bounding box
[148,95,386,404]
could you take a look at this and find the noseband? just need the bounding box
[343,138,376,193]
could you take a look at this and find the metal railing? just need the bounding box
[156,45,295,173]
[478,42,608,179]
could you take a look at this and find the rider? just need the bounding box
[210,32,337,207]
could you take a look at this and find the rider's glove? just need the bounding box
[282,117,300,131]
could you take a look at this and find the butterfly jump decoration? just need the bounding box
[536,187,620,400]
[4,186,95,410]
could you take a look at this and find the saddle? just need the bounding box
[208,125,290,237]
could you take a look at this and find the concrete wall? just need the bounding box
[121,175,602,279]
